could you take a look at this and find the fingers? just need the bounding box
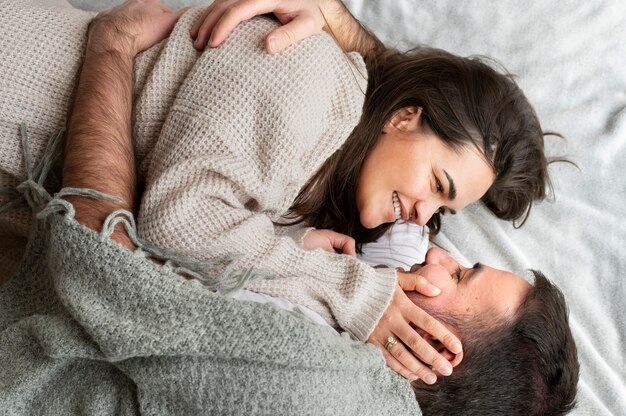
[371,339,420,382]
[190,5,209,38]
[368,324,438,383]
[191,0,278,49]
[394,322,452,379]
[322,230,355,256]
[381,337,438,384]
[331,233,356,256]
[210,1,276,47]
[191,6,220,48]
[401,294,463,355]
[189,0,325,54]
[397,270,441,297]
[264,14,320,53]
[368,286,464,383]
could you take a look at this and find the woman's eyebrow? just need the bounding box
[443,169,457,200]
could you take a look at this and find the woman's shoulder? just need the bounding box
[210,15,367,93]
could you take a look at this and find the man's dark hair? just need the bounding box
[412,271,579,416]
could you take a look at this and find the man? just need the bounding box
[403,247,579,415]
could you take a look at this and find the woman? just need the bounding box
[0,0,550,384]
[136,0,550,383]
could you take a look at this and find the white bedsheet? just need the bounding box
[69,1,626,414]
[344,2,626,415]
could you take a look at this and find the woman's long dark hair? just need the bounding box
[282,46,557,250]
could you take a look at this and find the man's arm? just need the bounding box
[62,0,188,249]
[190,0,385,61]
[318,0,385,61]
[63,26,137,249]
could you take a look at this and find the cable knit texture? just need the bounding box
[0,1,398,341]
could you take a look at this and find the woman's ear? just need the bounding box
[383,106,423,133]
[422,332,464,368]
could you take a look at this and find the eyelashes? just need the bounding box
[453,267,462,281]
[435,175,443,193]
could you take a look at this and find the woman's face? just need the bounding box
[356,107,495,228]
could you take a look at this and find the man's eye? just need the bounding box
[453,267,462,281]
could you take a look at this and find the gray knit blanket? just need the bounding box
[0,131,420,415]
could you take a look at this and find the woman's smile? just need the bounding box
[392,191,402,220]
[357,107,495,229]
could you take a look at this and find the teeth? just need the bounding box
[392,191,401,220]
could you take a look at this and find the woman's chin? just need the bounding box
[360,213,386,229]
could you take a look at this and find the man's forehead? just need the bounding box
[480,265,531,285]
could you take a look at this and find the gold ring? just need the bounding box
[385,336,398,352]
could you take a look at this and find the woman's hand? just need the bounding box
[302,229,356,255]
[88,0,190,56]
[367,271,463,383]
[190,0,339,53]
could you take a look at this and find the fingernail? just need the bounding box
[268,37,277,53]
[208,34,214,46]
[429,284,441,295]
[409,374,419,381]
[424,374,437,384]
[440,363,453,376]
[451,341,462,354]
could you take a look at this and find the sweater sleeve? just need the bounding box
[139,155,397,341]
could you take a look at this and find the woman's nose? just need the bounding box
[414,201,438,226]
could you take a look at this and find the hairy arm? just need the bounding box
[319,0,385,62]
[63,28,137,249]
[62,0,188,249]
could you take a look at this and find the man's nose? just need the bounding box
[425,247,453,267]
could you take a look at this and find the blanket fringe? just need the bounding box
[1,123,270,294]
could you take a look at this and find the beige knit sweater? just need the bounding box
[0,2,397,341]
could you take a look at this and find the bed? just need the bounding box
[66,0,626,414]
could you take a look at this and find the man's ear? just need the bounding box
[422,332,464,368]
[383,106,423,133]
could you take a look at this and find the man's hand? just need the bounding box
[190,0,383,59]
[89,0,190,55]
[367,271,463,383]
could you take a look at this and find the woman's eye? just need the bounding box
[435,176,443,193]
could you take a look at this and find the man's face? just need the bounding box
[408,248,531,321]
